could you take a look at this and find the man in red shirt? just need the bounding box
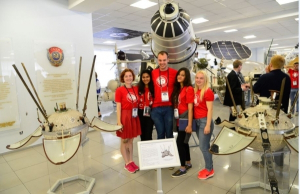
[151,51,177,139]
[288,62,299,115]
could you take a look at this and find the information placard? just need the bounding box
[0,38,20,131]
[34,41,76,115]
[137,138,180,170]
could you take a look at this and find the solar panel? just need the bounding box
[209,41,252,60]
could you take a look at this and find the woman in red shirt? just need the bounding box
[170,67,194,177]
[194,70,215,180]
[115,69,141,173]
[138,69,154,141]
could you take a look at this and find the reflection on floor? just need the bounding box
[0,100,298,194]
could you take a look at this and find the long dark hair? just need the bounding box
[171,67,192,108]
[138,69,154,96]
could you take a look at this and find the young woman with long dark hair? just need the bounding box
[170,67,193,177]
[138,69,154,141]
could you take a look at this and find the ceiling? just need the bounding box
[71,0,299,52]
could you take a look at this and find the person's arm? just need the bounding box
[204,101,213,134]
[228,74,243,94]
[185,103,193,134]
[116,102,122,131]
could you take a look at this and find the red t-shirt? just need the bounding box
[193,88,214,119]
[138,87,153,109]
[152,67,177,108]
[288,69,298,89]
[178,86,194,114]
[115,86,139,110]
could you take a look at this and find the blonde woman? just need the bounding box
[193,70,215,179]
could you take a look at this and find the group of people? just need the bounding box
[114,51,214,180]
[224,55,297,119]
[113,51,298,179]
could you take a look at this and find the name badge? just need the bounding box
[293,81,297,86]
[132,108,138,118]
[143,106,151,117]
[174,108,179,119]
[161,92,169,102]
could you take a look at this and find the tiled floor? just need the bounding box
[0,100,298,194]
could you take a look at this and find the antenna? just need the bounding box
[76,57,82,111]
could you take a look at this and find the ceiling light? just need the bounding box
[224,29,237,33]
[103,41,115,44]
[276,0,298,5]
[192,18,208,24]
[271,44,279,46]
[243,35,256,39]
[295,18,299,21]
[130,0,157,9]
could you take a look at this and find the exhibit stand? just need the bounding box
[137,138,180,194]
[236,146,291,194]
[47,138,95,194]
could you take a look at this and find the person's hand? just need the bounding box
[241,84,248,91]
[204,125,210,135]
[185,125,192,134]
[117,122,123,132]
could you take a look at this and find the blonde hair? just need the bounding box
[194,70,209,102]
[271,55,285,69]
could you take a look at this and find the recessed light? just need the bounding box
[142,45,150,47]
[271,44,279,46]
[276,0,298,5]
[192,18,208,24]
[224,29,238,33]
[296,18,299,21]
[103,41,115,44]
[130,0,157,9]
[243,35,256,39]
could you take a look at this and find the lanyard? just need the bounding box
[159,68,169,88]
[124,86,137,104]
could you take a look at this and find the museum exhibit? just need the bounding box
[0,0,298,193]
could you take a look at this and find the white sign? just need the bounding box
[137,138,180,170]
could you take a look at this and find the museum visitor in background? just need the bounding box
[138,69,154,141]
[151,51,177,139]
[170,67,193,177]
[193,70,215,180]
[95,72,101,118]
[223,60,249,121]
[288,61,299,115]
[115,69,141,173]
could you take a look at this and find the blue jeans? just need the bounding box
[151,106,173,139]
[290,89,298,112]
[195,118,214,171]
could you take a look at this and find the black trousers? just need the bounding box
[176,127,191,167]
[138,109,154,141]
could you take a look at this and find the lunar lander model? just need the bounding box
[211,77,298,194]
[6,56,122,194]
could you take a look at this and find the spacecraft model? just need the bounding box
[141,0,211,70]
[211,77,298,194]
[6,56,122,165]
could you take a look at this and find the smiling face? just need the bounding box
[124,72,133,85]
[158,53,169,71]
[177,70,185,84]
[195,72,206,89]
[142,72,150,85]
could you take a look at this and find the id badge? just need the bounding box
[143,106,151,117]
[132,108,138,118]
[161,92,169,102]
[174,108,179,119]
[293,81,297,86]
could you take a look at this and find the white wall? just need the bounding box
[0,0,96,154]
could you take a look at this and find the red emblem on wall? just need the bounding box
[47,47,64,67]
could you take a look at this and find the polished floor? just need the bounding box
[0,99,298,194]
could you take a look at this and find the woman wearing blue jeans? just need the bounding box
[193,70,215,180]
